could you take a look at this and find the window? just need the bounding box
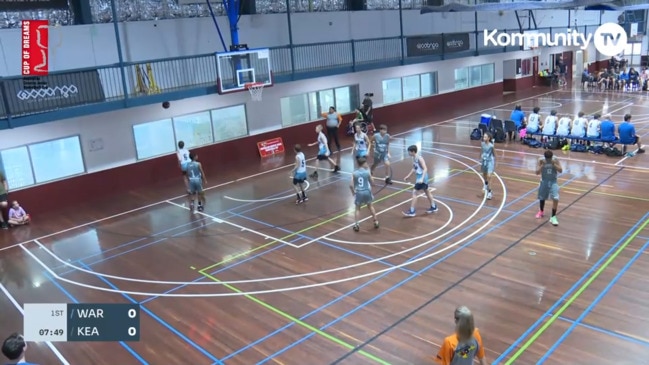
[29,136,85,183]
[212,105,248,142]
[469,66,482,87]
[481,63,495,84]
[402,75,421,101]
[454,67,469,89]
[172,111,214,149]
[421,73,437,97]
[0,146,34,189]
[382,78,402,104]
[133,119,176,160]
[280,85,359,126]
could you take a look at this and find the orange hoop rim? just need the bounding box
[245,82,265,89]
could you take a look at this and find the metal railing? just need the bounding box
[0,25,600,122]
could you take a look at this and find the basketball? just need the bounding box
[162,101,170,109]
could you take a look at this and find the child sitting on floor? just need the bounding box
[8,201,30,227]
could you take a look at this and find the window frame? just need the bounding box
[280,84,360,127]
[27,134,87,185]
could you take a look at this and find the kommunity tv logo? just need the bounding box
[483,22,627,57]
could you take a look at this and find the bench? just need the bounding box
[523,130,635,154]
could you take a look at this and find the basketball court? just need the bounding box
[2,84,649,365]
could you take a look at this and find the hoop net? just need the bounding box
[245,82,265,101]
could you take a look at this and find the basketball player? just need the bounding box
[177,141,190,193]
[541,110,558,135]
[186,152,207,212]
[290,144,309,204]
[403,145,438,217]
[370,124,392,184]
[586,113,601,139]
[556,113,572,137]
[570,111,587,142]
[480,133,495,200]
[0,172,8,229]
[526,107,542,134]
[350,157,379,232]
[352,123,371,159]
[308,125,340,178]
[535,150,562,226]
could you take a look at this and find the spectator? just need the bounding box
[435,306,487,365]
[8,201,30,227]
[2,333,38,364]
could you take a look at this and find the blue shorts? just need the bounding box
[481,158,494,175]
[293,171,307,185]
[374,151,388,163]
[538,182,559,201]
[355,190,373,206]
[356,149,368,158]
[189,179,203,194]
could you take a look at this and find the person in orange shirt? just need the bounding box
[435,306,488,365]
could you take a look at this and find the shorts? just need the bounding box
[374,152,388,163]
[0,194,6,203]
[414,173,429,191]
[355,190,373,206]
[293,171,307,185]
[526,126,538,134]
[481,158,494,175]
[355,149,368,158]
[189,179,203,194]
[538,182,559,201]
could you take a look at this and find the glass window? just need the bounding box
[481,63,495,84]
[334,87,352,113]
[454,67,468,90]
[319,89,335,115]
[470,65,482,87]
[29,136,85,183]
[172,111,213,149]
[133,119,176,160]
[382,78,402,104]
[0,146,34,189]
[212,105,248,142]
[402,75,421,101]
[280,94,309,126]
[308,91,320,121]
[421,73,437,97]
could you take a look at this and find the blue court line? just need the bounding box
[638,236,649,241]
[222,175,581,364]
[493,211,649,364]
[39,271,148,364]
[57,175,347,275]
[556,315,649,348]
[77,262,223,364]
[250,175,582,365]
[537,238,649,364]
[137,165,480,306]
[226,211,417,275]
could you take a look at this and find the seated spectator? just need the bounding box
[628,67,640,89]
[2,333,38,365]
[435,306,487,365]
[509,105,526,140]
[617,69,629,90]
[8,201,30,227]
[581,69,595,88]
[618,114,645,154]
[599,115,617,142]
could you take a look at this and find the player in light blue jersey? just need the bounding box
[535,150,562,226]
[480,133,495,200]
[290,144,309,205]
[370,124,392,185]
[350,157,379,232]
[308,125,340,179]
[351,122,371,159]
[186,152,207,212]
[403,145,438,217]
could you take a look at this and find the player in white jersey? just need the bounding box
[177,141,191,193]
[526,107,542,134]
[403,145,438,217]
[290,144,309,205]
[308,125,340,179]
[570,112,587,139]
[556,114,572,137]
[352,123,371,159]
[369,124,392,185]
[586,113,601,139]
[541,110,558,135]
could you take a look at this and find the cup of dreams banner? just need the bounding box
[21,20,49,76]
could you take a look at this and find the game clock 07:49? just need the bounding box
[39,329,64,336]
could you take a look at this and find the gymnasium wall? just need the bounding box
[4,44,588,216]
[0,10,619,76]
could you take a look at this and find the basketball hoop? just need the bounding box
[245,82,265,101]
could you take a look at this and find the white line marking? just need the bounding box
[27,150,500,292]
[0,283,70,365]
[223,181,311,202]
[164,200,301,248]
[0,89,559,253]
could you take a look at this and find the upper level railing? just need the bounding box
[0,25,600,124]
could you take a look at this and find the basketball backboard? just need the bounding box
[216,48,273,94]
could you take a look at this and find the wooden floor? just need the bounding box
[2,86,649,365]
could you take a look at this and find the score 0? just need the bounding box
[126,306,139,340]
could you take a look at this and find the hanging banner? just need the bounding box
[1,0,69,11]
[406,35,444,57]
[443,33,471,53]
[22,20,49,76]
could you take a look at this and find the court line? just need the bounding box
[37,270,148,364]
[493,210,649,363]
[243,175,584,364]
[330,166,625,364]
[77,262,223,364]
[0,88,560,253]
[537,238,649,364]
[556,315,649,348]
[223,180,311,202]
[0,283,71,365]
